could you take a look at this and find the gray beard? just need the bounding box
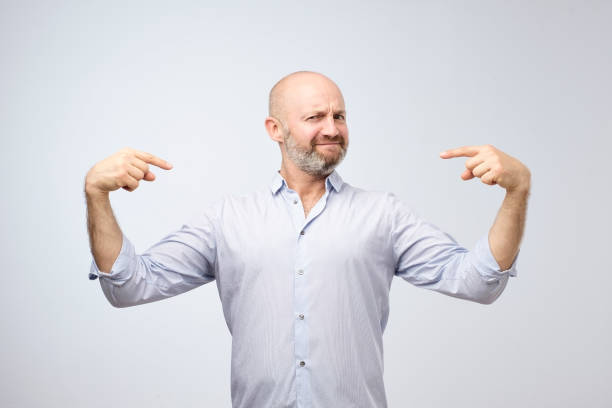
[283,130,347,177]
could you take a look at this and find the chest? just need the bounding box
[214,199,395,281]
[302,200,317,218]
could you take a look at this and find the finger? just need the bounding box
[440,145,481,159]
[461,169,475,180]
[123,175,139,192]
[126,164,145,180]
[130,158,156,181]
[130,157,150,174]
[472,162,491,178]
[133,150,173,170]
[481,170,497,185]
[465,155,485,170]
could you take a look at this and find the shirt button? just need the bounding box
[293,199,298,204]
[299,361,306,367]
[298,314,304,320]
[297,269,304,275]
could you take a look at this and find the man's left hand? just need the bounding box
[439,144,531,193]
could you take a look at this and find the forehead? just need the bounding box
[285,79,345,113]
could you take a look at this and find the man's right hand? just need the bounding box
[85,147,173,195]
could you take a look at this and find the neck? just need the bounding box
[279,159,330,200]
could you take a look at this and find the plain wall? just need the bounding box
[1,1,610,407]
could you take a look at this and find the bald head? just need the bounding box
[268,71,344,126]
[264,70,349,176]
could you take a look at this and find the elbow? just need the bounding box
[474,278,508,305]
[98,262,143,308]
[101,283,137,309]
[477,291,502,305]
[104,291,127,308]
[109,299,131,308]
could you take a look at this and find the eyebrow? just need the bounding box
[304,109,346,116]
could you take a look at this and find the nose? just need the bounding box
[322,114,340,138]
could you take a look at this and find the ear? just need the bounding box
[265,116,284,143]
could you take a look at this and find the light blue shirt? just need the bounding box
[89,169,518,408]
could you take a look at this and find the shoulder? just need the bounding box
[338,181,389,202]
[206,186,275,218]
[335,182,417,227]
[340,182,409,211]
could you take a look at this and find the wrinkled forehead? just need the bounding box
[284,80,345,115]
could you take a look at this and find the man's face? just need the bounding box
[280,77,349,176]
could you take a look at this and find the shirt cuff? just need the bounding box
[88,233,135,285]
[472,233,519,282]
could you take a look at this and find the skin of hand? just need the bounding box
[439,144,531,193]
[439,144,531,271]
[85,147,173,194]
[84,147,173,274]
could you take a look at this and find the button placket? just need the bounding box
[284,183,332,408]
[294,206,310,405]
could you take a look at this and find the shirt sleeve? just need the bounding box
[388,193,518,305]
[88,203,219,308]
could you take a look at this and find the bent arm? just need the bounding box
[85,186,219,308]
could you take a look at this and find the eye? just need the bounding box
[334,114,345,120]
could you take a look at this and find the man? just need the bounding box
[85,71,531,408]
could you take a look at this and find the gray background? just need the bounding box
[1,1,610,407]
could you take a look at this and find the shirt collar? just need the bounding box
[269,169,344,195]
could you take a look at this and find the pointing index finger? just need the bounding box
[439,145,480,159]
[134,150,173,170]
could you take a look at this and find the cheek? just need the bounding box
[302,126,321,142]
[340,127,349,141]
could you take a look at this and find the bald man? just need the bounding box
[85,71,531,408]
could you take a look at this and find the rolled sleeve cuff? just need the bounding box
[88,233,135,285]
[472,233,519,282]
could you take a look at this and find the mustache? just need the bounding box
[312,137,345,146]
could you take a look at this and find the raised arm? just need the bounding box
[85,148,218,308]
[391,145,530,305]
[84,147,222,308]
